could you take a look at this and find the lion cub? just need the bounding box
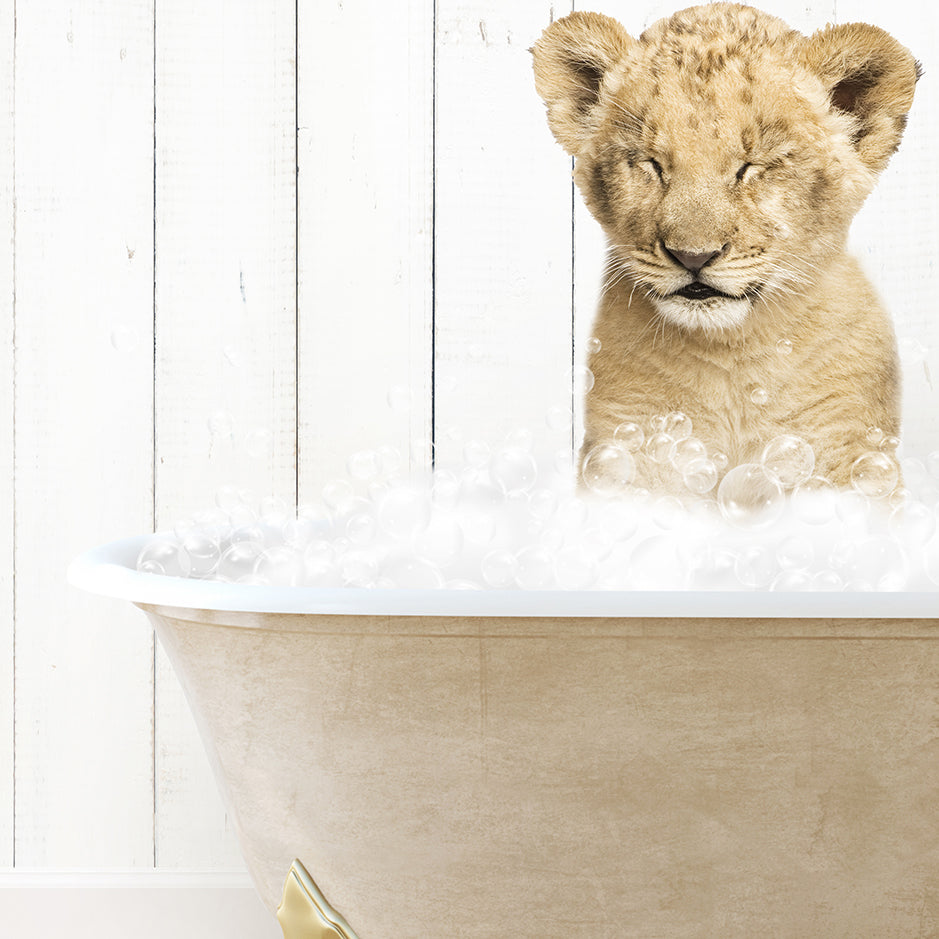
[533,3,919,494]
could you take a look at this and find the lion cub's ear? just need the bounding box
[532,11,636,155]
[801,23,920,173]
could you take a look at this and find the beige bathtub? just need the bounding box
[71,536,939,938]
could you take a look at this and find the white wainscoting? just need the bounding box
[1,0,937,928]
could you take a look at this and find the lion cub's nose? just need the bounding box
[665,246,723,273]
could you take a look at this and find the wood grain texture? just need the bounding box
[0,0,13,868]
[154,0,297,869]
[12,2,155,866]
[296,0,434,496]
[434,1,574,470]
[840,0,939,457]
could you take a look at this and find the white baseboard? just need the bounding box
[0,871,282,938]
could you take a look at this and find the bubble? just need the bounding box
[664,412,693,441]
[652,495,685,530]
[545,406,573,431]
[833,536,908,590]
[487,446,536,495]
[879,435,900,453]
[791,476,837,525]
[377,445,404,479]
[866,426,885,446]
[628,535,687,589]
[581,443,636,496]
[835,489,871,526]
[761,435,815,489]
[812,570,844,591]
[529,488,558,522]
[463,439,491,469]
[413,513,464,567]
[136,538,190,578]
[481,549,517,588]
[734,545,777,588]
[377,486,432,539]
[577,366,595,393]
[296,502,333,540]
[348,449,382,481]
[283,515,323,549]
[515,546,555,589]
[644,432,675,464]
[850,451,899,499]
[180,534,221,578]
[682,458,718,495]
[776,338,792,356]
[711,451,730,471]
[553,545,599,589]
[322,479,356,512]
[613,422,645,452]
[717,463,785,529]
[888,501,936,545]
[670,436,707,472]
[749,385,769,406]
[346,510,378,545]
[776,536,814,571]
[586,336,602,354]
[382,555,444,589]
[770,569,813,591]
[217,541,265,582]
[208,411,234,437]
[339,549,381,586]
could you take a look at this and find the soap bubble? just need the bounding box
[586,336,602,354]
[339,549,381,586]
[180,534,221,578]
[670,437,707,472]
[137,538,190,578]
[776,338,792,356]
[850,451,899,499]
[777,536,814,570]
[682,458,718,495]
[545,406,573,431]
[382,555,444,589]
[481,549,517,588]
[644,432,674,464]
[734,545,777,588]
[378,486,432,539]
[346,511,378,546]
[833,537,908,590]
[216,541,264,582]
[718,463,785,529]
[770,569,813,591]
[582,444,636,496]
[628,535,687,589]
[791,476,837,525]
[711,451,729,471]
[413,513,464,567]
[553,545,599,589]
[749,385,769,406]
[652,496,685,530]
[515,546,555,589]
[663,411,693,441]
[761,435,815,489]
[613,422,645,452]
[888,501,936,545]
[491,446,537,494]
[812,570,844,591]
[866,427,885,446]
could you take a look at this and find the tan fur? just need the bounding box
[532,3,919,492]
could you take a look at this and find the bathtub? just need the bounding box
[70,534,939,937]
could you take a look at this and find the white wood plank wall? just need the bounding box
[0,0,936,929]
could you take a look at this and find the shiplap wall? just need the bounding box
[1,0,937,905]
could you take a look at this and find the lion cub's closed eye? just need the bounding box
[532,2,920,495]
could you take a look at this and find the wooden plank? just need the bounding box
[0,0,13,868]
[154,0,297,868]
[434,1,574,472]
[296,0,434,497]
[838,0,939,458]
[13,2,155,867]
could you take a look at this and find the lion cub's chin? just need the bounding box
[654,294,752,335]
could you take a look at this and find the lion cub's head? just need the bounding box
[533,3,919,336]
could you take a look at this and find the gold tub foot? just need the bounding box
[276,859,360,939]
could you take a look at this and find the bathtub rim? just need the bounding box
[68,533,939,618]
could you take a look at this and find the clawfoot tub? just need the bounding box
[70,535,939,938]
